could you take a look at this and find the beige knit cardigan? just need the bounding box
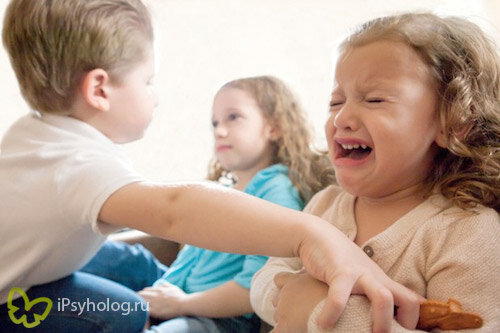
[250,185,500,332]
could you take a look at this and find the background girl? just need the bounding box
[138,75,335,332]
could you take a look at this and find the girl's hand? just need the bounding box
[138,282,188,320]
[271,271,328,333]
[298,221,424,332]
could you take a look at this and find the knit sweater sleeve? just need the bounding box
[249,186,336,326]
[250,256,303,325]
[421,208,500,332]
[307,207,500,332]
[307,296,415,332]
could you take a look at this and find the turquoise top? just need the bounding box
[154,164,304,304]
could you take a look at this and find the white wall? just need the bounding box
[1,0,499,182]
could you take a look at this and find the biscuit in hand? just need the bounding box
[417,298,483,331]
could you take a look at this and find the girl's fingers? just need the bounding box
[273,271,294,289]
[137,289,159,298]
[273,272,298,308]
[272,291,279,308]
[272,322,286,333]
[140,286,161,292]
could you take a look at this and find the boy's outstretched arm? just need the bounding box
[99,181,422,330]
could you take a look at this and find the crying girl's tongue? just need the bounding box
[341,145,372,159]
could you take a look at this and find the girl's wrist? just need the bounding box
[178,293,196,316]
[308,299,328,332]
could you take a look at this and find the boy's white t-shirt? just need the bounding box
[0,113,146,304]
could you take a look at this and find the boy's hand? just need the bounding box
[271,271,328,333]
[297,221,424,332]
[138,282,188,320]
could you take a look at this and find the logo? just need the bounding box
[7,287,52,328]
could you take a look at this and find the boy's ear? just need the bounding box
[81,69,111,112]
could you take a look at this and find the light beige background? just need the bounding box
[1,0,499,182]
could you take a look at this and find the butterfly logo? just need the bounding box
[7,287,53,328]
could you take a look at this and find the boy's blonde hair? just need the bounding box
[341,13,500,211]
[2,0,153,114]
[207,75,335,203]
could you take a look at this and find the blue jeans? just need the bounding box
[0,241,168,332]
[91,242,261,333]
[147,315,261,333]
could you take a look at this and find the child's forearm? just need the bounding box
[99,181,319,257]
[100,181,424,330]
[161,182,318,255]
[180,281,252,318]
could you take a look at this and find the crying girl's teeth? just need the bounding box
[341,144,368,150]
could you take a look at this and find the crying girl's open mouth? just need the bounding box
[337,143,372,160]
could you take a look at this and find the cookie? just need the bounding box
[417,298,483,331]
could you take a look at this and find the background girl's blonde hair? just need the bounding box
[341,13,500,211]
[207,75,335,203]
[2,0,153,115]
